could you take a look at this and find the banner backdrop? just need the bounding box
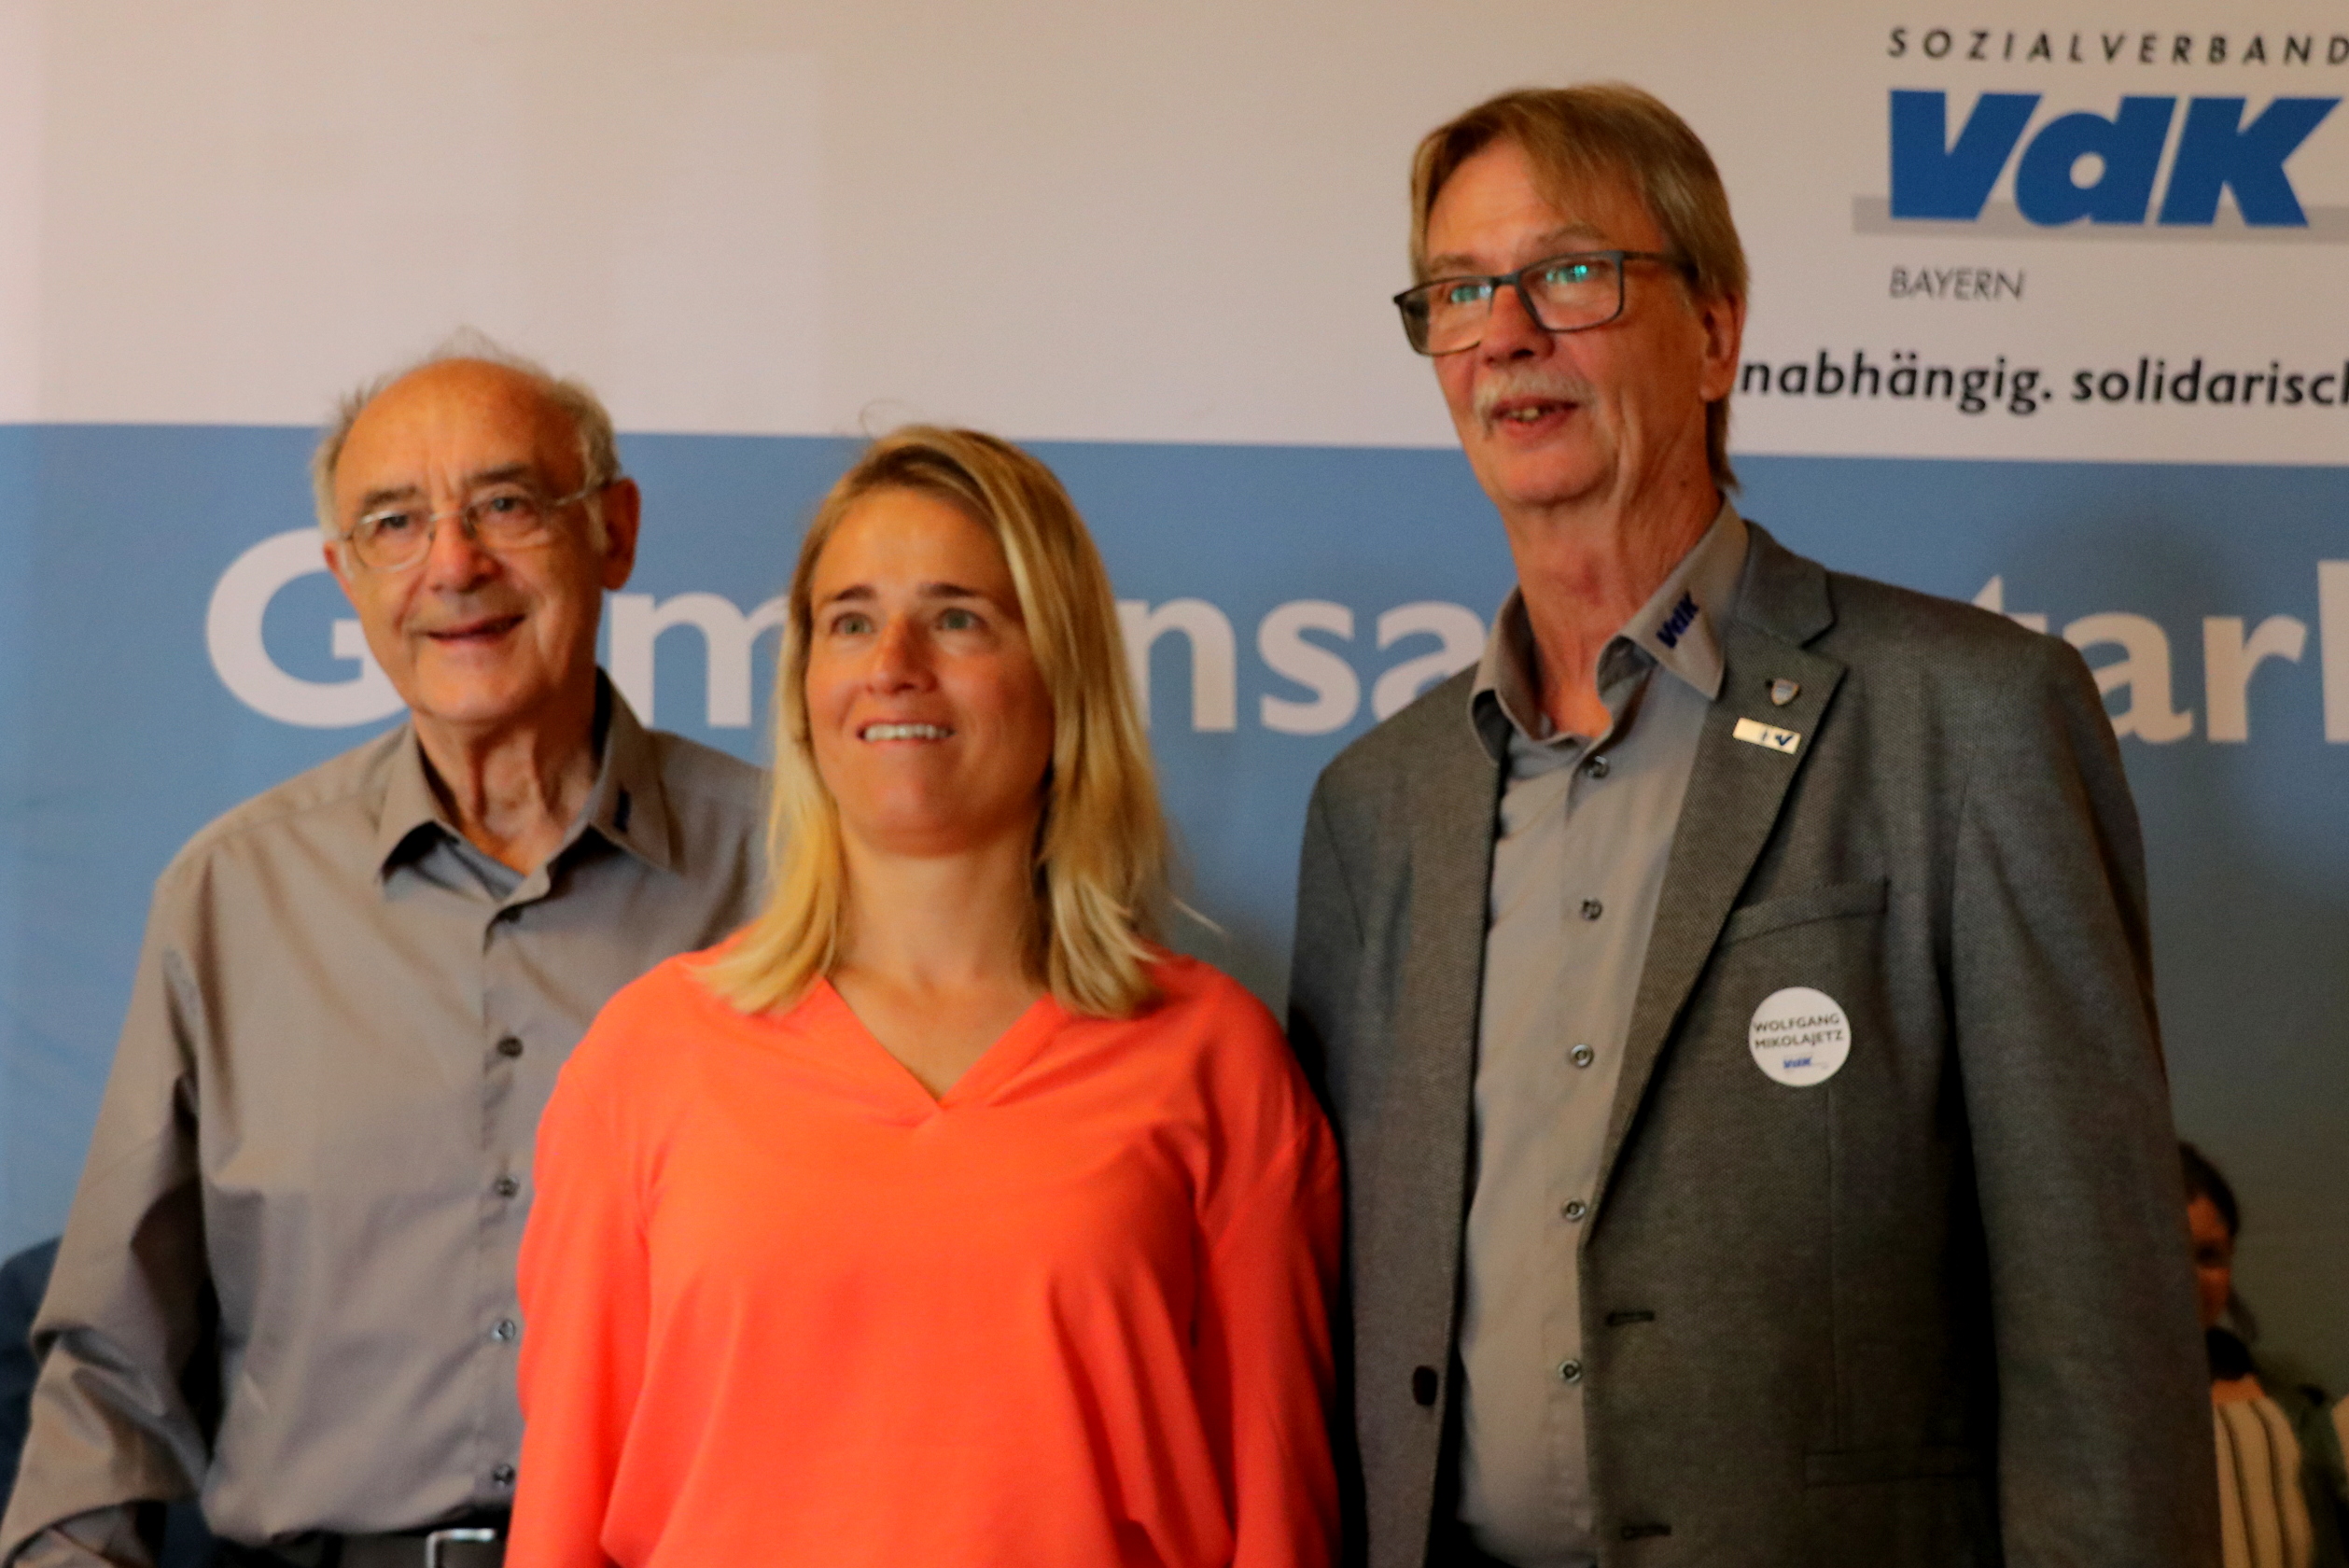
[0,0,2342,1392]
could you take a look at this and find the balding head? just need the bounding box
[316,342,642,752]
[313,336,622,548]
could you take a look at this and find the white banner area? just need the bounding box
[0,0,2343,461]
[0,0,2343,1394]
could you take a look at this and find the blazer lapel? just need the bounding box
[1389,705,1504,1284]
[1594,527,1845,1197]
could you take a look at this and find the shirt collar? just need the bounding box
[371,673,678,882]
[1619,497,1747,701]
[579,678,678,873]
[1469,498,1749,756]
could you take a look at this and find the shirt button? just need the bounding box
[1570,1043,1596,1068]
[491,1318,519,1343]
[496,1036,524,1058]
[491,1463,516,1488]
[1562,1199,1588,1223]
[1580,899,1603,920]
[1584,754,1610,778]
[1558,1358,1584,1383]
[493,1175,521,1198]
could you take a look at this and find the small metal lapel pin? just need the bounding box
[1768,678,1800,707]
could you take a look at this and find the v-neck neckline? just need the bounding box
[805,978,1067,1116]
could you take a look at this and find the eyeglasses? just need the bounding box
[339,479,604,572]
[1392,249,1691,356]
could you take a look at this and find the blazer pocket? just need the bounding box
[1720,878,1888,946]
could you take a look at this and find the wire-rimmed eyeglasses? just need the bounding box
[338,479,606,572]
[1392,249,1692,356]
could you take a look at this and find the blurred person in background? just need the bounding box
[508,427,1340,1568]
[2185,1141,2349,1568]
[0,1241,58,1528]
[0,1240,206,1568]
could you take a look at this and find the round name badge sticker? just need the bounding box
[1747,987,1851,1088]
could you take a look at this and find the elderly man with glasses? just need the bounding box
[1,343,762,1568]
[1287,84,2217,1567]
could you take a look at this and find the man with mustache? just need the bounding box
[1288,86,2216,1566]
[1,343,762,1568]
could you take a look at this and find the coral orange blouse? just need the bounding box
[509,951,1341,1568]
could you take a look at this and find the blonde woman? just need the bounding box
[508,428,1340,1568]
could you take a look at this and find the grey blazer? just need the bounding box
[1289,525,2217,1567]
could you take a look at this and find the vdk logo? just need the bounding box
[1890,91,2339,224]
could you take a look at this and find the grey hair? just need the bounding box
[309,328,623,547]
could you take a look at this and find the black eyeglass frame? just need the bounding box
[1392,248,1695,356]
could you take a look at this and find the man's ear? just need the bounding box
[596,478,643,592]
[323,536,357,603]
[1695,289,1746,404]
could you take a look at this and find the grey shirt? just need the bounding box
[1,682,763,1565]
[1454,504,1748,1568]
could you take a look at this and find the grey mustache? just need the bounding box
[1472,371,1594,430]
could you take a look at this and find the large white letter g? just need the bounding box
[205,530,403,728]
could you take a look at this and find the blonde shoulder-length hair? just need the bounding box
[700,426,1170,1020]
